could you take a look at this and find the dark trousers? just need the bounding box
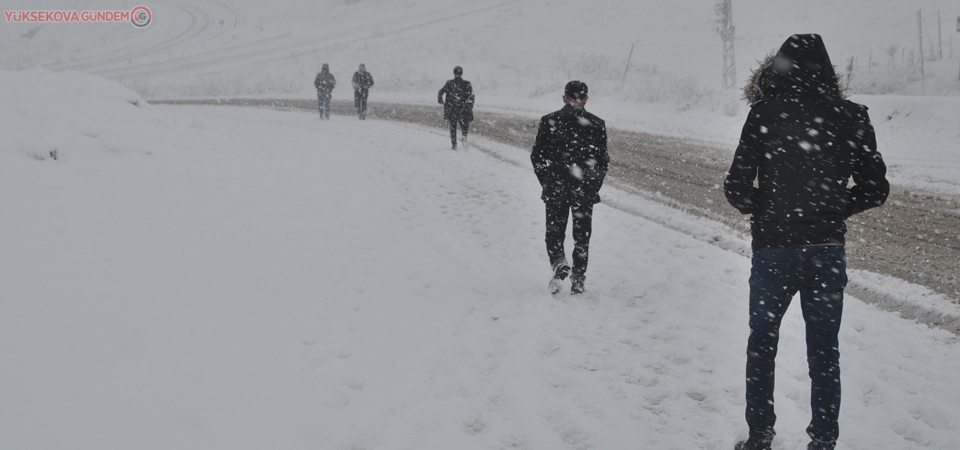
[544,201,593,278]
[317,95,331,119]
[449,119,469,147]
[354,89,369,117]
[745,245,846,449]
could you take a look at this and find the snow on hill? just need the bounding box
[3,0,959,193]
[0,67,153,160]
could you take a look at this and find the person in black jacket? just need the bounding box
[437,66,474,149]
[314,63,336,120]
[352,63,374,119]
[725,34,889,450]
[531,80,609,295]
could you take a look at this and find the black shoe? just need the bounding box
[734,439,771,450]
[548,259,570,294]
[807,439,835,450]
[548,278,563,295]
[551,259,570,280]
[570,276,584,295]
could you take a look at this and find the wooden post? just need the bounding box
[621,42,635,89]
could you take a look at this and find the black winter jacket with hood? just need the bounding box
[314,64,336,97]
[724,34,889,248]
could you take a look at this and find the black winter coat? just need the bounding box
[352,70,374,92]
[724,34,889,248]
[315,70,336,97]
[531,104,609,204]
[438,77,474,122]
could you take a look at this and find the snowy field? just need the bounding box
[2,0,960,449]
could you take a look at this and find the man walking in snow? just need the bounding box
[352,63,374,120]
[437,66,474,149]
[314,63,336,120]
[724,34,889,450]
[531,80,609,295]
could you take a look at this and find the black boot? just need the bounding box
[548,259,570,294]
[570,275,585,295]
[734,439,772,450]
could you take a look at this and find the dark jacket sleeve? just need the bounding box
[846,109,889,216]
[580,119,608,199]
[438,82,448,104]
[530,117,560,189]
[724,110,761,215]
[531,116,561,201]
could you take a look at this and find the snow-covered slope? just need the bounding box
[5,0,958,193]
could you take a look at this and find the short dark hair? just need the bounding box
[564,80,588,100]
[453,66,463,76]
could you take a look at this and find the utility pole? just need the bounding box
[715,0,737,90]
[918,10,926,95]
[937,10,942,59]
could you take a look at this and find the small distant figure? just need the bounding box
[352,63,374,120]
[725,34,889,450]
[314,63,336,120]
[437,66,474,149]
[531,80,609,295]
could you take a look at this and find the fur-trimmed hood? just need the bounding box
[743,34,847,105]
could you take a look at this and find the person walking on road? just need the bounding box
[352,63,374,120]
[724,34,889,450]
[531,80,609,295]
[314,63,336,120]
[437,66,474,149]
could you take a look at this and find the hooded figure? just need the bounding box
[726,34,889,246]
[725,34,888,450]
[314,63,336,119]
[351,63,374,119]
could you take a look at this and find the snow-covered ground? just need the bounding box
[2,60,960,450]
[2,0,960,449]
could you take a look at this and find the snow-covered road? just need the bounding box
[2,81,958,448]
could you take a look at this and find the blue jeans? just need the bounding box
[317,95,331,119]
[745,245,846,449]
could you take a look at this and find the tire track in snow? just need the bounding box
[45,2,213,73]
[87,0,526,80]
